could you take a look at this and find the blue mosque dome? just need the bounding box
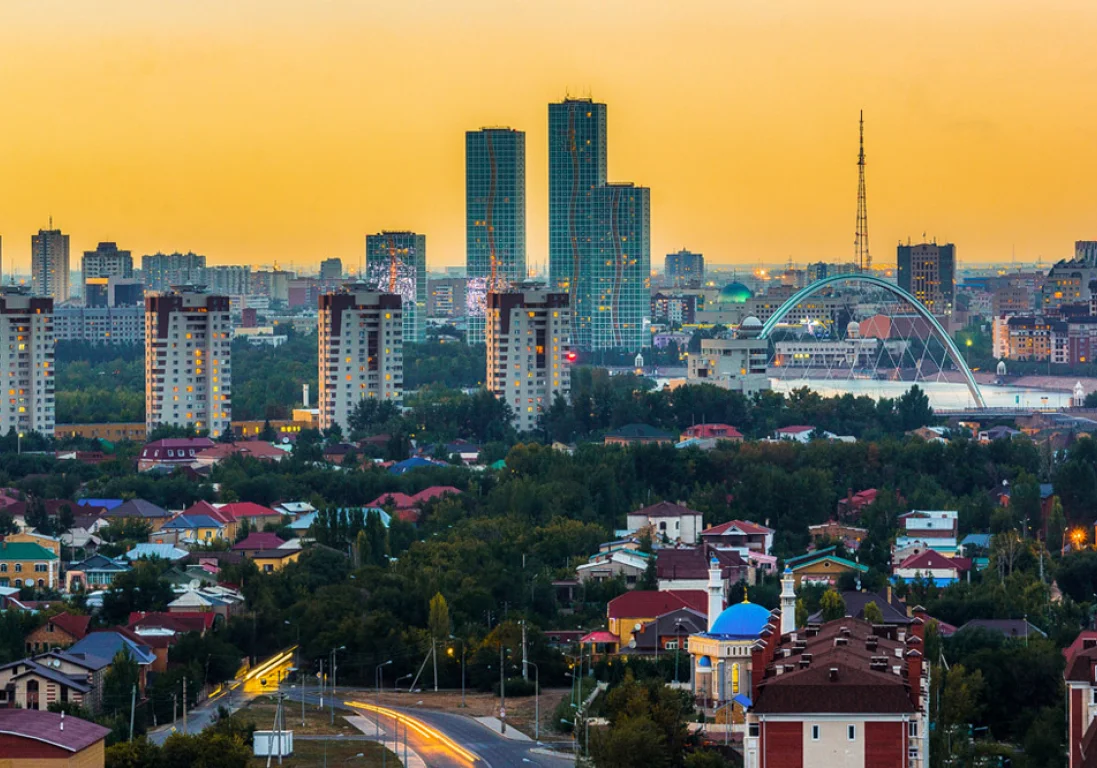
[708,599,772,639]
[717,281,754,304]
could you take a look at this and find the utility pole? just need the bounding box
[318,659,324,709]
[521,621,528,681]
[182,678,188,735]
[172,692,177,728]
[432,639,439,692]
[499,643,506,735]
[128,684,136,742]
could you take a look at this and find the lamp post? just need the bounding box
[674,620,685,684]
[330,646,345,725]
[17,432,23,455]
[448,635,466,708]
[285,621,303,726]
[526,661,540,742]
[374,660,392,737]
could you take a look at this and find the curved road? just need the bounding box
[287,690,574,768]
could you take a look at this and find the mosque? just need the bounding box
[689,559,796,716]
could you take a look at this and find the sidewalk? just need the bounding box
[473,716,532,741]
[344,714,427,768]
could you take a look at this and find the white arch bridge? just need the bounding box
[757,273,987,409]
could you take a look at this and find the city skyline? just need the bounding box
[1,2,1096,272]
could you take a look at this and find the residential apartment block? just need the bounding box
[897,241,956,317]
[0,288,55,436]
[54,307,145,345]
[144,288,232,436]
[81,242,133,302]
[141,252,206,291]
[31,228,70,303]
[485,290,571,432]
[318,287,404,433]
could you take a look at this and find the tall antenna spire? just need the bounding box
[855,110,870,274]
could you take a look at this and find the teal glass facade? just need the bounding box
[466,128,526,344]
[365,231,426,343]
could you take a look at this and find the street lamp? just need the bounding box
[285,621,303,726]
[448,635,466,708]
[330,646,346,725]
[525,661,540,742]
[375,660,392,737]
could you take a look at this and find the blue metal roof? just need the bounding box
[707,600,771,639]
[161,514,222,530]
[77,498,124,510]
[68,632,155,666]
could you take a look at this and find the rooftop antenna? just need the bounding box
[855,111,871,274]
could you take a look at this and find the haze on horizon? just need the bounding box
[1,0,1094,273]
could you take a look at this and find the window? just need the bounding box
[14,564,21,573]
[908,721,918,738]
[811,725,820,741]
[732,663,740,695]
[847,725,856,741]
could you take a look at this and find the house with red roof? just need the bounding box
[774,424,816,443]
[679,424,743,443]
[215,502,284,530]
[366,486,462,523]
[836,488,881,520]
[893,550,966,586]
[232,532,286,557]
[603,590,708,650]
[193,441,286,467]
[699,519,774,554]
[24,612,91,654]
[1065,630,1097,768]
[0,709,110,765]
[138,437,216,472]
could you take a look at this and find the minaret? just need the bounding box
[707,556,724,631]
[780,565,796,636]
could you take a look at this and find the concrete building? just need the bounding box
[687,322,770,396]
[665,249,705,288]
[81,242,133,302]
[144,288,232,436]
[1065,630,1097,768]
[205,265,250,297]
[485,290,571,432]
[84,277,143,309]
[427,277,468,318]
[54,307,144,345]
[320,258,343,281]
[365,232,426,344]
[141,252,206,291]
[992,315,1068,362]
[31,228,70,303]
[0,288,55,436]
[318,287,404,433]
[897,241,956,317]
[466,128,526,344]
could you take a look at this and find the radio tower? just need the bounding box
[855,110,871,273]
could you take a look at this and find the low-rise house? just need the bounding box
[785,546,869,588]
[956,618,1046,640]
[679,423,743,443]
[167,586,244,620]
[896,510,958,555]
[576,548,651,585]
[232,532,286,557]
[124,543,189,563]
[67,630,155,694]
[176,501,238,540]
[104,499,174,532]
[774,424,816,442]
[138,437,216,472]
[128,611,215,636]
[274,501,316,518]
[251,549,301,573]
[23,650,111,712]
[744,615,929,768]
[806,590,913,626]
[626,501,704,545]
[1064,630,1097,768]
[215,502,284,531]
[622,607,708,656]
[836,488,882,520]
[192,440,286,467]
[367,487,461,523]
[0,709,110,766]
[438,440,482,464]
[155,513,227,546]
[0,658,94,710]
[323,442,359,464]
[699,519,774,555]
[64,554,130,592]
[24,613,91,653]
[2,531,62,558]
[892,550,967,586]
[656,546,748,592]
[76,498,123,511]
[388,456,448,475]
[604,424,676,446]
[979,425,1021,442]
[0,541,59,590]
[288,511,318,536]
[605,590,708,650]
[807,520,867,551]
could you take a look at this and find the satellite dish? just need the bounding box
[629,639,636,649]
[634,623,642,632]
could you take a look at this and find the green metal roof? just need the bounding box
[0,541,58,561]
[788,552,867,573]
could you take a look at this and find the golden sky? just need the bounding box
[1,0,1095,273]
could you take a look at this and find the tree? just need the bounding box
[259,418,276,442]
[591,715,669,768]
[1047,497,1066,554]
[638,556,658,591]
[862,600,884,624]
[819,590,846,621]
[102,650,145,740]
[428,592,451,642]
[361,509,387,566]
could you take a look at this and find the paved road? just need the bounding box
[285,689,575,768]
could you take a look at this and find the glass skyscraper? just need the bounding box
[365,231,427,343]
[466,127,526,344]
[548,97,649,351]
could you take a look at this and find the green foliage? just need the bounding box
[102,650,145,741]
[100,561,176,625]
[862,600,884,624]
[590,671,693,768]
[819,589,846,621]
[428,592,451,640]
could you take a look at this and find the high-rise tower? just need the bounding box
[365,232,426,344]
[31,226,70,302]
[466,128,526,344]
[855,111,871,274]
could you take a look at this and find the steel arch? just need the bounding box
[758,273,986,409]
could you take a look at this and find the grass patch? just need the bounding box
[249,739,398,767]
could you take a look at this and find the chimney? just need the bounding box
[302,383,310,408]
[906,649,924,707]
[751,641,767,702]
[911,615,926,645]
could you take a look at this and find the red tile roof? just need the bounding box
[580,630,619,644]
[701,519,774,536]
[681,424,743,440]
[48,612,91,641]
[367,486,462,510]
[219,502,280,519]
[232,532,286,551]
[776,425,814,434]
[181,500,234,525]
[607,590,709,619]
[0,709,110,753]
[127,611,215,634]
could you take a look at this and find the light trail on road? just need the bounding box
[345,700,480,766]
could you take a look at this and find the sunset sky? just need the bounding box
[1,0,1095,273]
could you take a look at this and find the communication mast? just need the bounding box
[855,110,871,274]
